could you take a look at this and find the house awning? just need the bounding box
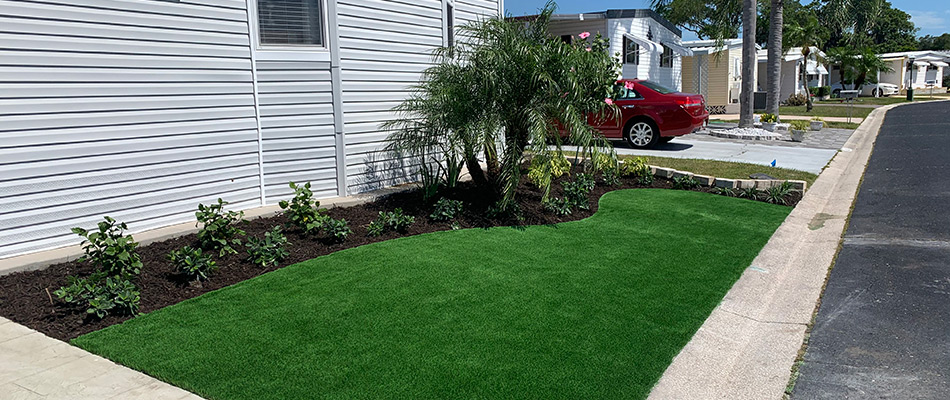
[913,60,931,66]
[806,60,828,75]
[623,33,662,53]
[662,41,693,56]
[930,61,949,67]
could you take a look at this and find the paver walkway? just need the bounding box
[698,123,855,150]
[0,317,200,399]
[792,101,950,398]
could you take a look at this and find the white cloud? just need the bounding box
[908,10,946,30]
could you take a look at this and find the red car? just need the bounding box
[590,79,708,148]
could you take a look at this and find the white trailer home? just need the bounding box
[875,51,950,92]
[680,39,753,114]
[755,47,828,102]
[535,9,687,91]
[0,0,501,260]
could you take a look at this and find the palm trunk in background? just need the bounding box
[766,0,783,116]
[739,0,756,128]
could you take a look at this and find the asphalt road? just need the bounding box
[792,101,950,399]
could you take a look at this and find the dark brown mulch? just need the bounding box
[0,174,800,341]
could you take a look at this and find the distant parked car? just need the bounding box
[830,82,899,98]
[588,80,709,149]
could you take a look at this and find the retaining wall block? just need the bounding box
[754,180,776,189]
[671,170,694,180]
[735,179,757,189]
[653,167,675,178]
[788,180,807,191]
[694,175,715,186]
[714,178,736,189]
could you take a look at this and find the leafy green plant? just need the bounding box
[811,116,824,122]
[764,181,794,205]
[71,216,142,278]
[279,182,329,235]
[620,157,654,185]
[367,209,415,236]
[790,120,810,131]
[168,246,217,281]
[246,226,289,268]
[738,187,761,200]
[196,198,245,257]
[760,113,779,123]
[786,94,809,106]
[563,179,592,211]
[601,167,621,186]
[429,198,464,222]
[713,187,735,197]
[542,197,573,216]
[54,274,140,319]
[672,176,700,190]
[324,218,352,243]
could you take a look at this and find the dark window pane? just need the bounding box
[258,0,324,46]
[447,3,454,47]
[623,37,639,65]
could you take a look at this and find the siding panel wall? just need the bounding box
[0,0,258,259]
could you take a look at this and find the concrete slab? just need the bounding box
[647,101,909,399]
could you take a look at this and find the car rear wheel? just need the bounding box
[626,120,659,149]
[832,88,841,98]
[872,88,880,97]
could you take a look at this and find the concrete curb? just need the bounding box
[647,101,908,399]
[0,184,419,277]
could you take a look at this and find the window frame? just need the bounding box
[660,45,674,68]
[250,0,330,52]
[444,0,456,48]
[622,36,639,65]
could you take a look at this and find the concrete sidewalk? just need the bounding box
[647,102,902,399]
[715,113,864,123]
[0,317,201,399]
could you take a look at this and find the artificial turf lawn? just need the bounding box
[74,189,791,400]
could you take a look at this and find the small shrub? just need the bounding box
[760,113,779,123]
[811,116,824,122]
[542,197,573,216]
[601,167,621,186]
[485,202,524,221]
[764,181,794,205]
[790,120,810,131]
[367,209,415,236]
[527,153,571,188]
[196,198,245,257]
[620,157,654,185]
[54,274,140,319]
[738,187,761,200]
[429,198,464,222]
[563,178,592,211]
[672,176,700,190]
[71,216,142,278]
[324,218,352,242]
[713,187,735,197]
[575,173,596,191]
[785,94,808,106]
[279,181,329,235]
[246,226,289,268]
[168,246,217,281]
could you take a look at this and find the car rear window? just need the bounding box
[637,80,677,94]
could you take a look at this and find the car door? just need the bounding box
[588,84,641,138]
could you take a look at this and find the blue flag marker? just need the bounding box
[770,159,777,167]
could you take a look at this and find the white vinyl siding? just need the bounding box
[607,17,682,91]
[0,0,258,259]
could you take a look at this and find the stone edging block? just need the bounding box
[646,164,807,192]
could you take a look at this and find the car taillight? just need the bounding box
[676,96,705,114]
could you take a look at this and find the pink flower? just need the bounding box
[604,98,614,105]
[624,81,635,90]
[561,91,569,98]
[585,47,592,52]
[578,32,591,39]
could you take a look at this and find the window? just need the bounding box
[258,0,324,46]
[446,2,455,47]
[613,84,641,100]
[660,45,673,68]
[623,36,639,65]
[637,80,676,94]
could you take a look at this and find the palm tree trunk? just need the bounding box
[739,0,757,128]
[765,0,783,116]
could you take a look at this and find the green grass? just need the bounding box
[819,93,950,106]
[779,105,872,118]
[74,190,791,400]
[622,155,818,186]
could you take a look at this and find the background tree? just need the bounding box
[384,2,620,209]
[651,0,742,40]
[919,34,950,51]
[784,14,826,111]
[867,6,918,53]
[765,0,784,116]
[739,0,756,127]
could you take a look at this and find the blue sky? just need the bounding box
[505,0,950,39]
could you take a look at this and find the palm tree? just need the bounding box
[384,2,620,208]
[765,0,783,116]
[739,0,756,127]
[852,48,893,90]
[784,15,826,111]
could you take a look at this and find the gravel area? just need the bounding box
[688,123,856,150]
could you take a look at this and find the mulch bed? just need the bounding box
[0,174,801,341]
